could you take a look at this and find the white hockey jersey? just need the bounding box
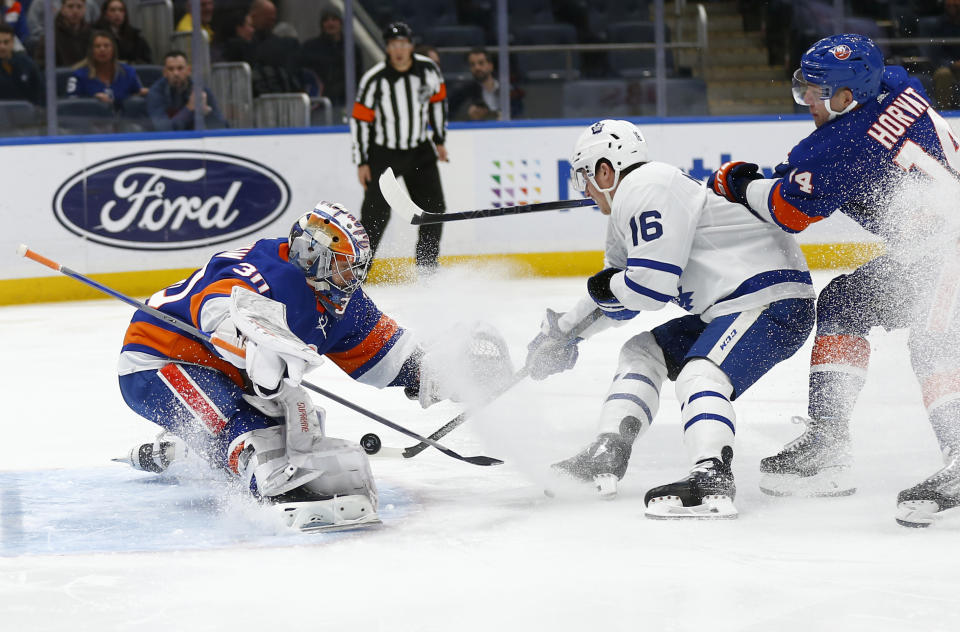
[605,161,815,322]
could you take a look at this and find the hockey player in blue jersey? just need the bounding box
[708,33,960,527]
[117,201,512,531]
[527,119,816,518]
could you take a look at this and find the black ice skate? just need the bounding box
[895,453,960,528]
[644,446,737,519]
[759,416,855,497]
[551,432,632,499]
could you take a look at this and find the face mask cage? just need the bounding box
[290,215,371,313]
[792,68,835,105]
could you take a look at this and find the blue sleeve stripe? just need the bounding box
[627,258,683,276]
[716,269,812,304]
[687,390,729,404]
[605,393,653,425]
[683,413,735,433]
[620,372,661,395]
[623,275,674,303]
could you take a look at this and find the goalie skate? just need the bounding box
[275,494,382,533]
[759,417,855,497]
[645,447,737,519]
[550,433,632,499]
[895,455,960,528]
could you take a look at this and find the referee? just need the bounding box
[350,22,449,271]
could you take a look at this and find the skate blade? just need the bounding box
[895,500,960,529]
[759,469,856,498]
[644,495,738,520]
[277,495,381,534]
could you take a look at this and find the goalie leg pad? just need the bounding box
[675,359,736,464]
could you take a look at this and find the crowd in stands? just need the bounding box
[3,0,960,137]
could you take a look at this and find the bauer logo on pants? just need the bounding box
[53,150,291,250]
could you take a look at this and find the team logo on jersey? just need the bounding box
[831,45,852,60]
[53,150,290,250]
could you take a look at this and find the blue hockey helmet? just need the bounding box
[792,34,884,105]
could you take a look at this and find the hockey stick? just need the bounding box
[368,307,605,459]
[379,167,595,225]
[17,244,503,467]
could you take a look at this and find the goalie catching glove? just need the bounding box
[408,322,515,409]
[210,286,325,396]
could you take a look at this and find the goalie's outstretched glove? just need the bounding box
[587,267,639,321]
[707,161,762,207]
[526,308,581,380]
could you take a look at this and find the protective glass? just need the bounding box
[791,68,834,105]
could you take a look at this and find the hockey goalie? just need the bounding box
[116,202,513,532]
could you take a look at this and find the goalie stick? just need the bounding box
[379,167,594,225]
[17,244,503,467]
[365,307,605,459]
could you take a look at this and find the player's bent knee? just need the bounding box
[675,359,734,403]
[816,274,867,335]
[618,331,668,376]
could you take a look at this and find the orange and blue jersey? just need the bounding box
[757,66,958,235]
[118,237,419,390]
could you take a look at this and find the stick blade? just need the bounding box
[378,168,425,225]
[464,456,504,466]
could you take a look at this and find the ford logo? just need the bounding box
[53,150,291,250]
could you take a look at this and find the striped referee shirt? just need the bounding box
[350,54,448,165]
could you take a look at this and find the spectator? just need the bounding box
[175,0,213,42]
[146,49,226,131]
[27,0,99,43]
[212,7,255,64]
[249,0,276,41]
[33,0,91,67]
[299,8,360,107]
[95,0,151,64]
[66,29,147,110]
[249,19,303,96]
[2,1,25,50]
[449,47,522,121]
[415,44,440,66]
[931,0,960,109]
[0,22,40,103]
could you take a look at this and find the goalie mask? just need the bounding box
[288,202,372,315]
[570,119,648,207]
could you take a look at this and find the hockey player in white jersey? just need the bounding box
[527,120,816,518]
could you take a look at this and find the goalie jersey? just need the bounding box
[118,238,418,389]
[746,66,960,240]
[605,161,814,322]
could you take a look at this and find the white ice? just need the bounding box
[1,268,959,631]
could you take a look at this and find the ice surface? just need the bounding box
[1,269,959,631]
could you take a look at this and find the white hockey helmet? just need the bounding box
[570,120,648,200]
[288,202,372,315]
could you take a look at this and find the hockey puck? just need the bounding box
[360,433,382,455]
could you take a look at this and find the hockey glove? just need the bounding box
[707,161,762,207]
[526,308,581,380]
[587,267,639,321]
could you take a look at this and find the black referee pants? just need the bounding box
[361,143,446,267]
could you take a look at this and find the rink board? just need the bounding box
[1,114,941,305]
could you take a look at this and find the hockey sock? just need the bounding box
[597,332,667,439]
[808,334,870,426]
[676,360,736,464]
[923,378,960,459]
